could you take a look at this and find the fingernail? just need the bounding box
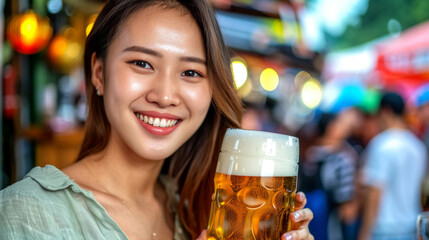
[282,233,293,240]
[297,192,304,200]
[292,212,300,220]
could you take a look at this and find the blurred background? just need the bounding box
[1,0,429,227]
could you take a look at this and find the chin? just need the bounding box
[136,148,176,162]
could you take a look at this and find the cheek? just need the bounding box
[182,83,212,112]
[105,70,145,102]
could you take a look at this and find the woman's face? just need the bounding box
[92,5,212,160]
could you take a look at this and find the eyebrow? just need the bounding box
[123,46,161,57]
[180,56,206,65]
[123,46,207,65]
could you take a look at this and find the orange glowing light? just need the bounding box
[6,11,53,54]
[86,14,98,36]
[48,35,67,61]
[47,30,83,73]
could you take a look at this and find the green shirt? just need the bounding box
[0,165,188,240]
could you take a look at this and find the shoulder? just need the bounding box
[370,129,424,153]
[1,173,44,198]
[0,166,74,238]
[0,165,80,210]
[0,167,52,205]
[367,130,401,153]
[1,165,73,198]
[0,176,51,217]
[0,179,56,238]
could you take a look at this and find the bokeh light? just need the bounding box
[231,60,248,89]
[6,11,53,54]
[48,35,67,61]
[47,0,63,14]
[86,23,94,36]
[86,14,98,36]
[20,14,38,44]
[294,70,312,87]
[47,28,83,73]
[260,68,279,91]
[301,79,322,109]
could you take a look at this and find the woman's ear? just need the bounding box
[91,52,104,95]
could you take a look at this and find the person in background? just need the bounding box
[358,92,427,240]
[0,0,313,239]
[300,110,360,240]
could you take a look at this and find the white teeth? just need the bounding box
[160,119,167,127]
[153,118,160,127]
[136,113,179,128]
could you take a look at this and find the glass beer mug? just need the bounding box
[207,129,299,239]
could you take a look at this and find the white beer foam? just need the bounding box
[216,153,298,177]
[216,129,299,177]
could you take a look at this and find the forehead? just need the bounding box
[111,5,203,49]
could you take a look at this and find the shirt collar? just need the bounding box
[26,165,75,191]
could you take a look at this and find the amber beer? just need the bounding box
[207,129,299,240]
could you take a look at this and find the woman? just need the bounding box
[0,0,313,239]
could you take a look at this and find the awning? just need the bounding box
[375,21,429,90]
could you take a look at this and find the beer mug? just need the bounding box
[207,129,299,239]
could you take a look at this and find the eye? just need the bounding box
[181,70,202,78]
[130,60,152,69]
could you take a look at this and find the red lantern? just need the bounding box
[6,11,53,55]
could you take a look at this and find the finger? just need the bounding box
[211,193,215,201]
[282,229,314,240]
[290,208,313,224]
[294,192,307,210]
[196,230,207,240]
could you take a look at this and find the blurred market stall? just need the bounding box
[375,20,429,97]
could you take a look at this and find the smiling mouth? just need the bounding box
[135,113,179,128]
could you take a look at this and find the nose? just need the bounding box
[146,72,180,108]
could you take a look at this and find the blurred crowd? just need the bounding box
[242,84,429,240]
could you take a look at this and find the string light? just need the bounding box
[231,60,248,89]
[260,68,279,91]
[301,79,322,109]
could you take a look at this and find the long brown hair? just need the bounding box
[78,0,242,238]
